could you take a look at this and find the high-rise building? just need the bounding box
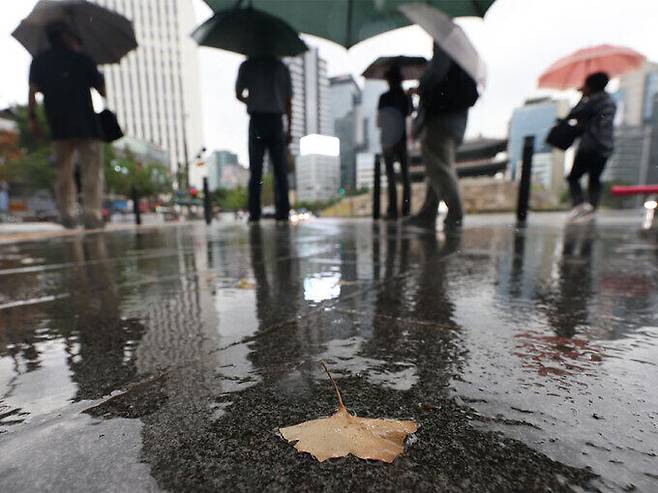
[285,48,332,157]
[206,150,245,191]
[507,97,570,202]
[604,62,658,192]
[359,80,388,155]
[92,0,204,186]
[295,135,340,203]
[330,75,362,190]
[616,61,658,126]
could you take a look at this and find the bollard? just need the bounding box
[131,186,142,226]
[516,136,535,225]
[203,177,212,225]
[373,153,381,220]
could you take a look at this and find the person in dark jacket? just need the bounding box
[566,71,616,222]
[236,57,293,223]
[377,65,413,219]
[29,22,106,229]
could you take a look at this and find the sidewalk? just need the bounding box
[1,212,656,491]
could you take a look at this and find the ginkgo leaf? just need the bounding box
[279,362,417,463]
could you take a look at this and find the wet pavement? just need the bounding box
[0,214,656,492]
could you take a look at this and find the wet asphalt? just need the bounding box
[0,213,656,492]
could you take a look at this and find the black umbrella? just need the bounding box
[12,0,137,65]
[362,56,428,81]
[192,7,308,58]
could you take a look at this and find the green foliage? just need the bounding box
[211,186,248,211]
[1,104,54,191]
[11,104,50,152]
[105,156,173,198]
[2,147,55,191]
[346,187,369,197]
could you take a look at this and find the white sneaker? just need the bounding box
[566,203,594,223]
[571,204,595,224]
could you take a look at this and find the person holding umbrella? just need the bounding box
[564,72,617,222]
[192,6,307,224]
[236,56,293,223]
[15,0,137,229]
[399,4,483,232]
[28,22,107,229]
[377,64,413,219]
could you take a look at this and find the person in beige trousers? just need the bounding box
[28,22,106,229]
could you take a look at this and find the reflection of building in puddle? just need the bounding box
[513,330,604,377]
[317,337,419,391]
[304,273,342,303]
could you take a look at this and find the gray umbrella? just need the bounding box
[192,7,308,58]
[12,0,137,65]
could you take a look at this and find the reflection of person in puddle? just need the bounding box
[51,235,145,400]
[368,228,462,393]
[247,226,304,379]
[541,225,595,339]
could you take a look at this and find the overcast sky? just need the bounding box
[2,0,658,163]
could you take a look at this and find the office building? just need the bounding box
[206,150,245,191]
[360,80,388,156]
[356,153,387,191]
[507,97,570,201]
[616,61,658,126]
[330,75,363,190]
[285,48,332,158]
[295,135,340,203]
[92,0,204,186]
[604,62,658,190]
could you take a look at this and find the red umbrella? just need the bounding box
[538,44,645,90]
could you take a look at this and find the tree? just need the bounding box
[105,153,173,198]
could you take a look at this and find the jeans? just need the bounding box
[53,139,103,228]
[567,149,608,209]
[421,120,463,224]
[382,140,411,217]
[248,113,290,221]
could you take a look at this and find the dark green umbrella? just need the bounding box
[192,6,308,57]
[203,0,496,48]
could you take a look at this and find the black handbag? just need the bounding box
[546,119,580,151]
[98,109,124,143]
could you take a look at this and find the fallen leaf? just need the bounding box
[279,362,417,463]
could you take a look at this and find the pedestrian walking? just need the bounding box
[236,56,293,223]
[377,65,413,219]
[28,22,106,229]
[407,44,479,231]
[565,72,616,223]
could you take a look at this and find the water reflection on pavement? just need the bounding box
[0,216,656,491]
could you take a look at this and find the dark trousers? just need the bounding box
[248,113,290,221]
[383,140,411,217]
[567,149,608,209]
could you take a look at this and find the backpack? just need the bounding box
[423,63,479,115]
